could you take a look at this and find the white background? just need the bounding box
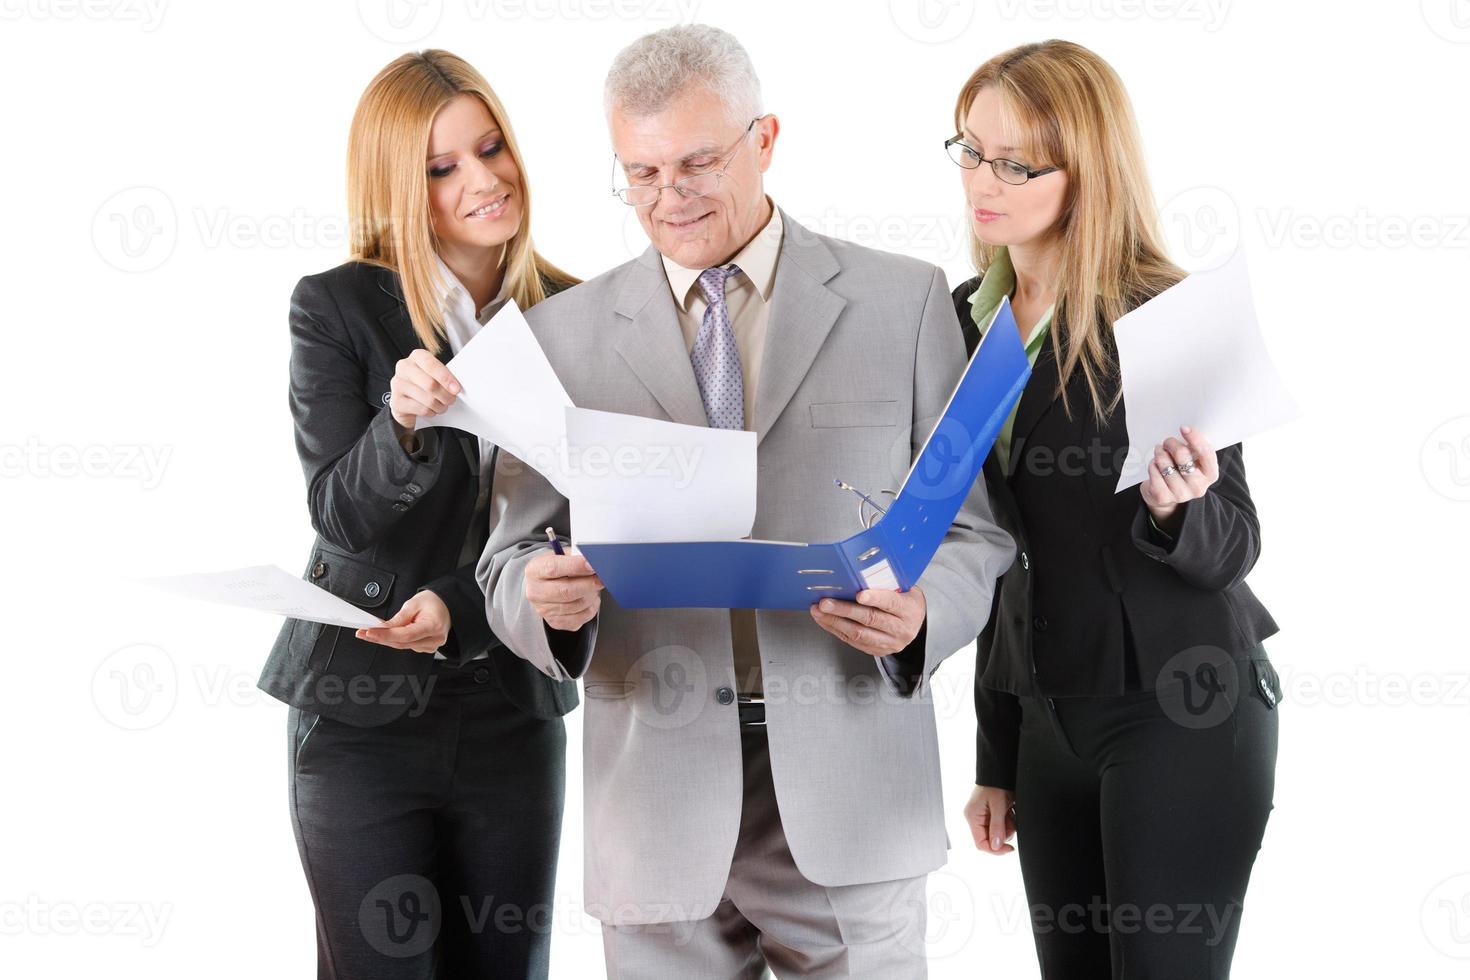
[3,0,1468,976]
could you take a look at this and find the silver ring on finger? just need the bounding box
[1159,463,1178,479]
[1179,456,1198,476]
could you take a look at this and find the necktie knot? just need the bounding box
[697,263,741,307]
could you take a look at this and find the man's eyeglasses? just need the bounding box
[613,116,762,207]
[944,136,1059,185]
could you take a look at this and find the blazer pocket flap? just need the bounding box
[308,548,396,610]
[584,681,634,700]
[809,399,899,428]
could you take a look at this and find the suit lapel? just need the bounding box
[610,213,848,442]
[613,246,721,428]
[1006,334,1062,481]
[753,211,846,446]
[374,271,421,361]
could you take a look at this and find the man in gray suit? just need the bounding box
[477,24,1013,978]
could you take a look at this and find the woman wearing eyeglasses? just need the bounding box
[948,41,1281,978]
[257,50,578,979]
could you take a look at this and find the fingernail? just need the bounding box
[992,836,1002,849]
[1182,425,1192,434]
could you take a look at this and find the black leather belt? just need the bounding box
[737,695,766,727]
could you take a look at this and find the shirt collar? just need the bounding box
[661,200,783,313]
[970,245,1054,350]
[435,254,511,324]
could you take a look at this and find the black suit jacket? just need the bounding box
[954,275,1279,789]
[258,261,579,726]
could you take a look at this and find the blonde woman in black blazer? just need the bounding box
[948,42,1280,978]
[259,51,577,979]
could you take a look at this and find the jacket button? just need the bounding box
[310,561,327,579]
[1020,551,1029,571]
[399,492,414,503]
[1032,615,1048,632]
[381,391,391,405]
[716,687,735,705]
[364,581,381,599]
[392,502,409,512]
[473,666,492,684]
[406,483,422,494]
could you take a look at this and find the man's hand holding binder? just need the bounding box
[810,588,927,657]
[525,551,603,633]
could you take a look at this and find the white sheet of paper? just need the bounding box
[146,565,385,629]
[1113,250,1298,492]
[417,300,576,495]
[563,406,757,543]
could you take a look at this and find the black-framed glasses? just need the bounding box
[612,116,762,207]
[944,136,1059,185]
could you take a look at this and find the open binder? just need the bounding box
[576,297,1031,610]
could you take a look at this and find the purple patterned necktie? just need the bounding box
[690,263,745,429]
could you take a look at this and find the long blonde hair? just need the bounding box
[955,40,1183,421]
[347,50,577,352]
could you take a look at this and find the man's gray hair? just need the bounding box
[604,24,763,129]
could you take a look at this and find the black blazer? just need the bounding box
[954,275,1279,789]
[258,261,579,727]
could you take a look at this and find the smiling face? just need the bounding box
[960,86,1069,250]
[425,93,522,265]
[610,86,776,269]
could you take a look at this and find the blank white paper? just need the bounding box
[563,406,758,544]
[1113,250,1299,492]
[417,300,576,495]
[146,565,385,629]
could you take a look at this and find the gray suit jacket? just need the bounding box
[476,211,1015,925]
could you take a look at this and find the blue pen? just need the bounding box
[544,527,566,556]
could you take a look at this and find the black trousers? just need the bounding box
[287,658,566,979]
[1014,650,1279,979]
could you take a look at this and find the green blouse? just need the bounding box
[968,246,1055,474]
